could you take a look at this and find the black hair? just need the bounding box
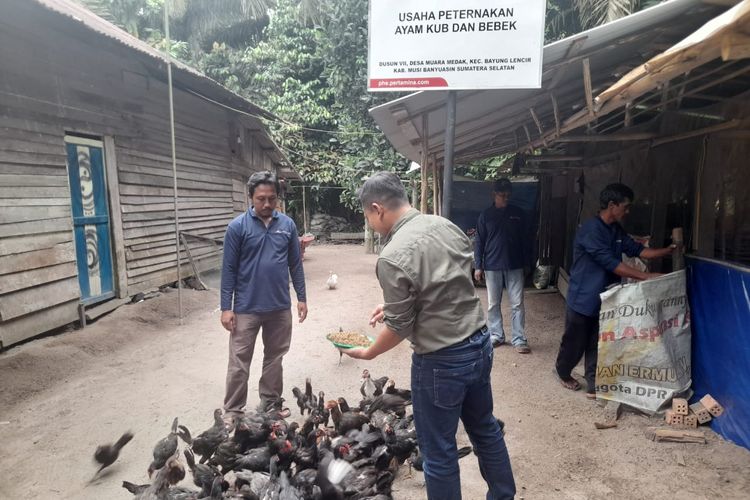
[493,178,513,193]
[247,171,280,197]
[599,183,634,209]
[357,172,409,210]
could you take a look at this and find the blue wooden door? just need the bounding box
[65,137,114,304]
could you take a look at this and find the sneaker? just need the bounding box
[492,337,505,348]
[515,344,531,354]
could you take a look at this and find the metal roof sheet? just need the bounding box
[25,0,294,170]
[369,0,730,164]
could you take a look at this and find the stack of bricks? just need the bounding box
[665,395,724,428]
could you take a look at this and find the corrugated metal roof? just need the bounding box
[369,0,731,164]
[27,0,294,171]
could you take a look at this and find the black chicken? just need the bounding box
[316,450,354,500]
[94,431,133,474]
[229,446,272,473]
[148,417,187,477]
[366,393,409,419]
[184,448,224,495]
[360,369,389,399]
[291,386,309,416]
[382,423,417,466]
[209,418,248,473]
[181,409,228,464]
[384,379,412,402]
[326,400,370,436]
[233,470,270,497]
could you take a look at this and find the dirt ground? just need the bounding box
[1,243,749,500]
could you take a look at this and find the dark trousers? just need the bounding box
[555,307,599,393]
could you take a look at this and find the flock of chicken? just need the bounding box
[94,370,458,499]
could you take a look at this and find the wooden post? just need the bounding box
[442,90,456,218]
[672,227,684,271]
[436,154,443,216]
[583,58,594,117]
[164,1,182,323]
[364,218,375,254]
[410,177,419,207]
[302,186,309,234]
[550,93,561,138]
[432,157,439,215]
[420,114,429,214]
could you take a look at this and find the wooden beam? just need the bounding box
[553,132,656,143]
[659,82,670,112]
[701,0,741,6]
[523,124,533,152]
[582,58,594,117]
[529,107,548,147]
[721,32,750,61]
[104,136,128,299]
[651,119,742,147]
[526,155,583,162]
[550,94,561,137]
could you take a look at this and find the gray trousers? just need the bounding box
[223,309,293,415]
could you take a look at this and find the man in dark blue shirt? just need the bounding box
[474,178,531,353]
[220,171,307,422]
[556,183,674,398]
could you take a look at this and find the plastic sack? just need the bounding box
[533,261,552,289]
[595,270,692,413]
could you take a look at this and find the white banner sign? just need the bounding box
[596,271,692,413]
[368,1,546,92]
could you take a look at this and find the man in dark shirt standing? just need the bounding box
[219,171,307,422]
[474,178,531,353]
[556,183,675,398]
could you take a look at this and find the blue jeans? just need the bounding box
[485,269,527,346]
[411,328,516,500]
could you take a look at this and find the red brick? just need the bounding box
[672,398,689,416]
[684,413,698,428]
[689,402,712,424]
[700,394,724,417]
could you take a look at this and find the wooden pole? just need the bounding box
[164,1,182,323]
[442,90,456,218]
[432,157,439,215]
[302,186,308,234]
[420,114,429,214]
[672,227,684,271]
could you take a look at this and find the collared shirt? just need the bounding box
[567,216,644,317]
[474,203,528,271]
[220,208,306,314]
[376,208,486,354]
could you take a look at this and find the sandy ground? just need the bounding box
[1,243,749,500]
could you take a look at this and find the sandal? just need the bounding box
[585,392,597,400]
[553,369,581,391]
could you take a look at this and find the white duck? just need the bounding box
[326,271,338,290]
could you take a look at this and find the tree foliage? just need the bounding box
[78,0,664,207]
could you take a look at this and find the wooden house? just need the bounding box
[0,0,297,348]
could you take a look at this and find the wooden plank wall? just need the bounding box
[0,4,276,346]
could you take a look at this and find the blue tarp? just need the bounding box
[687,256,750,450]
